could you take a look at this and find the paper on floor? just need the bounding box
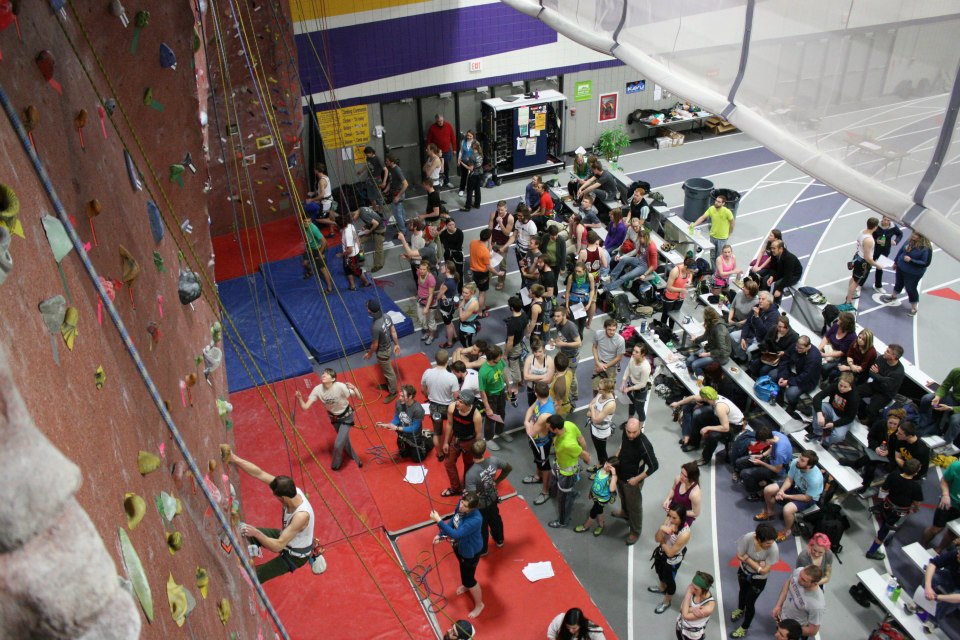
[404,466,428,484]
[522,561,555,582]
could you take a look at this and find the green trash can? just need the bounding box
[682,178,714,222]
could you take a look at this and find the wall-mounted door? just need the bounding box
[381,99,423,196]
[457,90,483,139]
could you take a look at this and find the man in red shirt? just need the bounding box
[426,114,457,188]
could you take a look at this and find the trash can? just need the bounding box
[710,188,740,216]
[681,178,714,222]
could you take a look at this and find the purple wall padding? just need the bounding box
[295,3,558,94]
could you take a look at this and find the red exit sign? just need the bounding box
[469,60,482,73]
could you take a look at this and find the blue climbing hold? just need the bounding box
[146,200,163,243]
[159,43,177,70]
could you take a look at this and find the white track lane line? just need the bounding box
[627,543,635,640]
[710,458,727,638]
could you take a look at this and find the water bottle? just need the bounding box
[891,581,902,603]
[886,576,897,599]
[768,387,778,406]
[640,320,647,334]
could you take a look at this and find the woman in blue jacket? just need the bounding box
[431,494,485,618]
[881,232,933,317]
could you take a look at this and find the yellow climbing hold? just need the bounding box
[195,567,209,599]
[217,598,231,625]
[95,365,106,389]
[60,306,78,350]
[166,573,188,627]
[137,450,160,475]
[167,531,183,554]
[0,183,23,238]
[124,493,146,530]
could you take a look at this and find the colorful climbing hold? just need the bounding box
[137,450,160,475]
[195,567,209,599]
[124,149,142,191]
[156,491,179,522]
[169,163,184,188]
[94,365,106,389]
[166,573,188,627]
[41,214,73,301]
[166,531,183,554]
[38,295,66,364]
[217,598,231,625]
[123,493,146,529]
[159,42,176,69]
[74,109,87,150]
[21,105,37,149]
[60,306,78,350]
[35,50,62,94]
[146,200,164,242]
[130,10,149,53]
[0,183,21,238]
[0,226,12,286]
[152,250,166,272]
[85,199,100,246]
[143,87,163,112]
[109,0,128,27]
[118,529,154,623]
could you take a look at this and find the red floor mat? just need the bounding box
[212,216,342,282]
[229,374,383,546]
[395,497,618,639]
[263,529,434,640]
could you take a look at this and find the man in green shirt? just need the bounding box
[478,345,510,451]
[301,219,334,292]
[546,414,590,528]
[921,367,960,444]
[922,459,960,551]
[691,194,735,259]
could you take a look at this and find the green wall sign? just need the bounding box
[574,80,593,102]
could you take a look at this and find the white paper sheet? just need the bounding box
[522,561,555,582]
[913,585,938,615]
[876,254,895,270]
[490,252,504,269]
[403,466,428,484]
[386,310,407,325]
[570,302,587,319]
[520,287,532,306]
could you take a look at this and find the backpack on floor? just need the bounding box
[868,622,906,640]
[814,503,850,557]
[606,291,633,325]
[883,396,921,426]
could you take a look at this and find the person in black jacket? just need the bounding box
[870,216,903,293]
[731,291,780,361]
[854,420,929,496]
[856,344,906,422]
[611,418,659,546]
[747,314,799,378]
[775,336,822,414]
[804,373,859,446]
[765,240,802,303]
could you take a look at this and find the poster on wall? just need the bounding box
[598,92,618,122]
[574,80,593,102]
[626,80,646,94]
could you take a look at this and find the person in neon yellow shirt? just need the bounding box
[691,194,735,259]
[547,414,591,529]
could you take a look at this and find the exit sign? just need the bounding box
[469,60,482,73]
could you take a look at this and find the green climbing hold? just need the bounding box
[210,321,222,344]
[134,9,149,27]
[118,529,154,623]
[153,251,166,272]
[169,164,185,188]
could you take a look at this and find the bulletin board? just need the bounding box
[513,103,548,169]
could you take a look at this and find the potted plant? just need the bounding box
[596,127,631,167]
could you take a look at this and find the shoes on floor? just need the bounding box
[753,511,774,522]
[731,626,748,638]
[548,520,565,529]
[647,586,665,594]
[495,540,504,548]
[424,335,435,345]
[574,524,588,533]
[730,608,744,621]
[534,492,549,505]
[593,526,604,537]
[907,308,918,317]
[486,439,501,451]
[695,458,709,467]
[522,474,540,484]
[420,332,428,342]
[880,294,897,303]
[625,534,639,546]
[681,444,697,453]
[745,493,762,502]
[500,432,514,443]
[654,603,670,614]
[866,550,886,560]
[458,190,464,197]
[776,531,790,542]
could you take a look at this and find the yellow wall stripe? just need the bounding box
[289,0,428,22]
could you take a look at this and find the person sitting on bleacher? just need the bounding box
[732,423,795,503]
[747,314,798,379]
[922,459,960,552]
[818,312,857,382]
[577,160,619,205]
[919,367,960,443]
[865,458,923,561]
[755,450,824,542]
[602,227,658,295]
[686,307,732,377]
[832,328,877,385]
[727,279,760,333]
[578,193,602,230]
[855,344,906,423]
[923,543,960,624]
[775,336,822,415]
[803,372,859,446]
[671,386,745,466]
[731,291,779,362]
[856,418,928,497]
[764,240,803,304]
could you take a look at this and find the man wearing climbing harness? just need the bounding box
[443,389,484,496]
[523,381,556,507]
[364,300,400,403]
[422,349,460,461]
[225,450,317,583]
[464,438,513,555]
[296,368,364,470]
[430,493,485,619]
[377,384,428,461]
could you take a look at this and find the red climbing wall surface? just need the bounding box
[0,2,275,638]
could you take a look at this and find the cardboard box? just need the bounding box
[655,136,671,149]
[705,116,738,134]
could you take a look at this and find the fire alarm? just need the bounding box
[570,108,576,117]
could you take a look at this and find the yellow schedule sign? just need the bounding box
[316,105,369,149]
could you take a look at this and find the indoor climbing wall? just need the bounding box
[0,2,273,638]
[204,0,305,237]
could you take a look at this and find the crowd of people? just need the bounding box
[279,137,958,637]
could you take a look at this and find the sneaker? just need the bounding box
[486,439,501,451]
[730,609,744,621]
[866,550,886,560]
[509,393,519,408]
[593,526,604,536]
[647,586,665,594]
[522,474,540,484]
[775,531,790,542]
[873,285,885,293]
[880,294,897,304]
[907,308,918,317]
[495,540,504,548]
[500,432,514,443]
[654,603,670,614]
[731,626,747,638]
[420,332,428,342]
[424,335,435,345]
[548,520,565,528]
[745,493,762,502]
[574,524,588,533]
[534,492,549,505]
[458,190,464,197]
[600,275,611,283]
[753,512,773,522]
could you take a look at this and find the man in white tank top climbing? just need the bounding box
[225,448,318,583]
[845,216,881,304]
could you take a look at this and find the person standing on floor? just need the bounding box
[523,381,556,507]
[881,231,933,316]
[576,456,619,538]
[383,154,409,240]
[422,349,460,460]
[547,414,591,529]
[416,261,438,345]
[430,494,485,619]
[662,462,701,526]
[503,296,528,408]
[478,345,510,451]
[870,216,903,293]
[650,502,693,615]
[661,256,694,329]
[730,523,780,638]
[489,200,516,291]
[845,217,881,304]
[340,215,373,290]
[443,390,483,497]
[622,343,652,424]
[586,378,618,468]
[363,300,400,403]
[469,229,504,318]
[457,130,476,197]
[378,385,428,460]
[464,141,484,211]
[351,206,385,273]
[358,146,388,213]
[553,307,583,402]
[295,368,363,470]
[226,449,316,583]
[613,418,659,546]
[463,439,512,556]
[426,114,457,187]
[771,565,825,639]
[676,571,716,640]
[592,318,625,393]
[301,216,335,293]
[865,458,923,561]
[691,193,735,259]
[440,218,465,290]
